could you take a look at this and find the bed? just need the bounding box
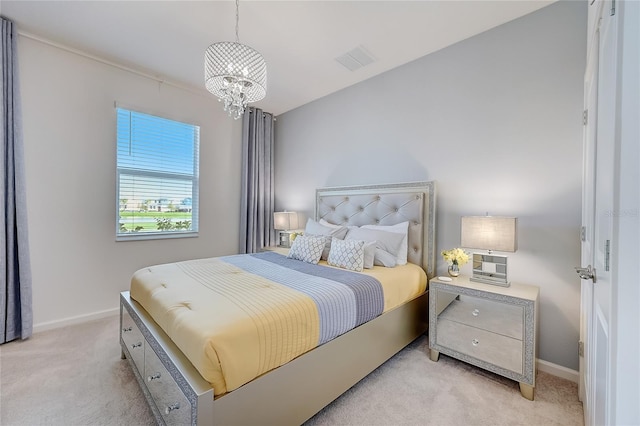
[120,181,436,425]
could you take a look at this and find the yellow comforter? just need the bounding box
[130,253,426,395]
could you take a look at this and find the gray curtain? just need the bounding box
[239,107,275,253]
[1,18,32,344]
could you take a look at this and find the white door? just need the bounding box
[579,1,617,425]
[579,17,598,423]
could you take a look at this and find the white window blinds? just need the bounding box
[116,108,200,240]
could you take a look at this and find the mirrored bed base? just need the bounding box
[120,289,429,425]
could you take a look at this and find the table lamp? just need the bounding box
[460,215,517,287]
[273,211,299,248]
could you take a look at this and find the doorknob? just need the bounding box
[575,265,596,283]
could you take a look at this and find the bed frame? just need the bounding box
[120,181,436,425]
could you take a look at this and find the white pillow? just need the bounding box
[327,238,365,272]
[319,218,343,228]
[304,218,348,260]
[287,235,326,264]
[362,221,409,265]
[345,227,404,268]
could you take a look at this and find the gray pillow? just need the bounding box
[362,241,376,269]
[373,248,398,268]
[345,227,404,268]
[304,219,348,260]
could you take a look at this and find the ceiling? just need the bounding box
[1,0,555,116]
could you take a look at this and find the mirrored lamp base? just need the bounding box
[277,231,295,248]
[470,253,511,287]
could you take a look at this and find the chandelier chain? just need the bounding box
[235,0,240,43]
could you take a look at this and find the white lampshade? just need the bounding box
[461,216,517,252]
[273,211,298,231]
[204,42,267,119]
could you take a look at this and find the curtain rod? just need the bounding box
[248,109,277,121]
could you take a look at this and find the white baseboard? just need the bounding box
[33,308,119,334]
[537,358,579,383]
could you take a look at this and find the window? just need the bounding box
[116,107,199,240]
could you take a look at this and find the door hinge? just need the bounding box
[580,226,586,242]
[583,109,588,125]
[611,0,616,16]
[578,341,584,357]
[605,240,610,271]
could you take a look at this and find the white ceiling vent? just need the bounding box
[335,45,376,72]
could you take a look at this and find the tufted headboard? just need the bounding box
[315,181,436,279]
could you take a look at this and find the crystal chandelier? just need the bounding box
[205,0,267,120]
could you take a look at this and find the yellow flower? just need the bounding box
[441,248,470,266]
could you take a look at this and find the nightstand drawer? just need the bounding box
[437,318,523,374]
[438,295,523,339]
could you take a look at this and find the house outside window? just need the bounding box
[116,107,200,240]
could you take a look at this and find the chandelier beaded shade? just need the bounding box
[205,0,267,120]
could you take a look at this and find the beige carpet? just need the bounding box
[0,315,583,426]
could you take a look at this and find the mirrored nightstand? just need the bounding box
[428,275,539,400]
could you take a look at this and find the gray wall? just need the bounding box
[18,36,243,329]
[275,1,586,370]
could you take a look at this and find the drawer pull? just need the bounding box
[131,342,142,349]
[472,339,479,346]
[122,326,132,332]
[147,372,161,382]
[165,403,180,415]
[472,309,480,317]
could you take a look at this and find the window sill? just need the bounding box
[116,231,198,242]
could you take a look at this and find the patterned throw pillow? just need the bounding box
[327,238,365,272]
[287,235,326,264]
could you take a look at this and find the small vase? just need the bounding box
[448,262,460,277]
